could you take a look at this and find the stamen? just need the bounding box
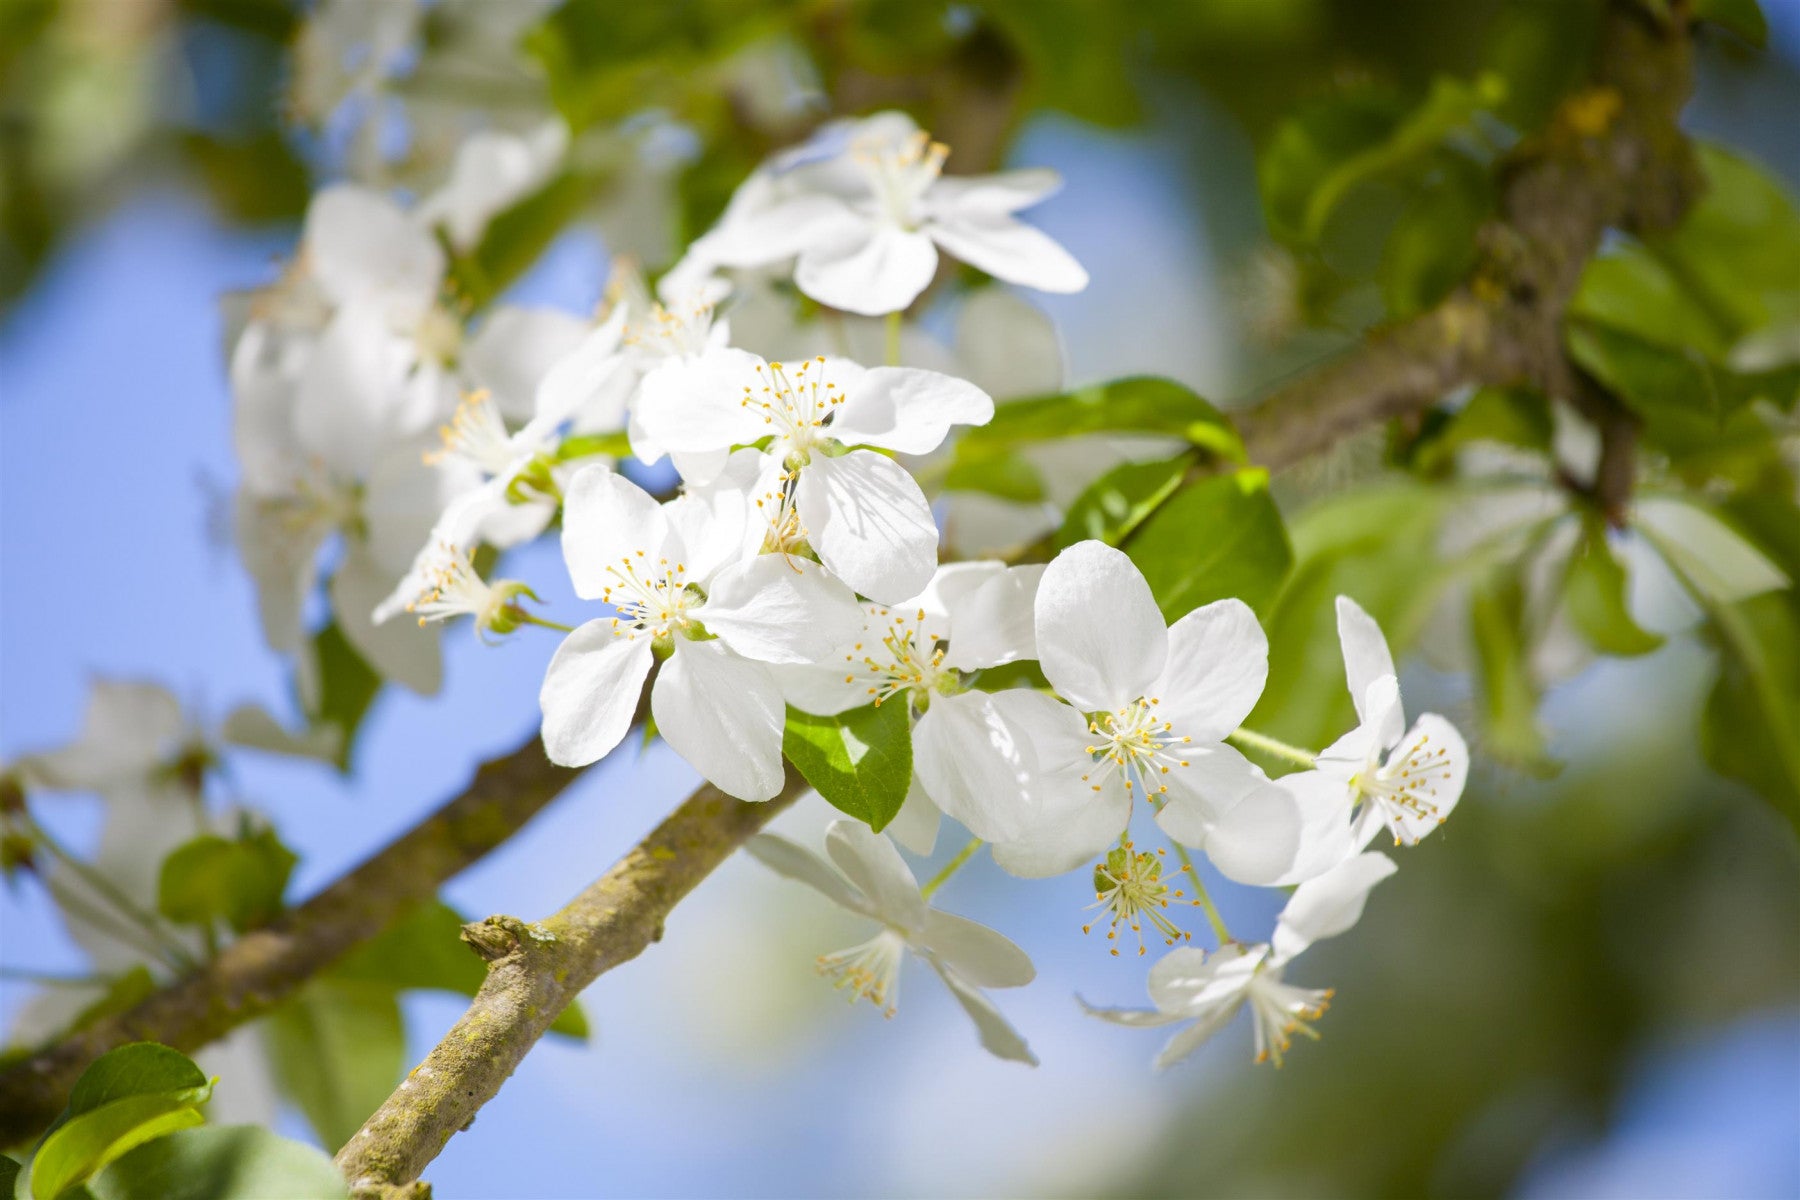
[816,930,906,1018]
[1083,842,1199,957]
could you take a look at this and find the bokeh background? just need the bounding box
[3,1,1798,1196]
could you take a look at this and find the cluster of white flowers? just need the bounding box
[214,106,1471,1070]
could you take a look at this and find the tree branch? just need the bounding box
[334,771,807,1198]
[0,735,582,1145]
[1236,2,1699,474]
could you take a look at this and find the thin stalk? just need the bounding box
[26,817,197,972]
[884,311,902,367]
[1228,726,1317,770]
[919,837,983,900]
[515,611,576,635]
[1169,842,1231,945]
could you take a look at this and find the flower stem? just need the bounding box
[0,966,111,986]
[919,836,982,900]
[1169,842,1231,946]
[1228,726,1317,770]
[514,611,576,634]
[884,310,902,367]
[24,816,198,972]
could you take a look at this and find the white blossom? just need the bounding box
[747,820,1037,1064]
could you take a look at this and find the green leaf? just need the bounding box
[942,452,1046,503]
[330,902,589,1040]
[156,829,296,934]
[1416,387,1554,473]
[1261,74,1503,247]
[0,1159,17,1193]
[1653,144,1800,338]
[1562,521,1663,657]
[1053,454,1192,551]
[948,378,1242,498]
[782,702,913,832]
[88,1126,347,1200]
[29,1098,206,1200]
[1123,469,1293,620]
[1694,0,1768,48]
[1470,569,1556,773]
[305,622,379,773]
[1569,246,1736,359]
[1380,152,1494,319]
[261,981,403,1152]
[65,1044,209,1118]
[1700,590,1800,827]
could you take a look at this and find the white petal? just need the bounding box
[824,819,928,932]
[744,830,870,916]
[235,491,326,655]
[702,555,865,665]
[661,448,762,582]
[989,774,1130,880]
[1035,540,1168,711]
[928,961,1038,1065]
[926,215,1087,293]
[702,193,866,269]
[1336,596,1398,728]
[794,225,940,316]
[539,622,654,767]
[1268,769,1361,887]
[943,564,1044,671]
[795,450,939,604]
[1077,999,1184,1029]
[218,704,340,763]
[559,467,669,600]
[886,776,941,856]
[464,306,590,422]
[924,168,1062,218]
[294,305,427,478]
[304,184,443,310]
[633,347,769,457]
[362,441,470,576]
[1154,746,1301,886]
[1271,851,1398,965]
[1386,713,1469,845]
[1148,942,1265,1015]
[1152,1006,1241,1070]
[330,546,442,695]
[919,909,1034,988]
[654,641,787,801]
[829,367,995,455]
[913,692,1041,843]
[25,682,184,792]
[1151,599,1269,743]
[774,660,873,717]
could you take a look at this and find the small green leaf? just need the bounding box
[261,981,403,1152]
[305,622,380,773]
[782,702,913,832]
[30,1100,206,1200]
[1380,152,1494,319]
[942,451,1046,503]
[156,830,296,934]
[1700,591,1800,827]
[88,1126,348,1200]
[1470,569,1557,773]
[67,1044,210,1117]
[330,902,588,1040]
[950,378,1242,494]
[1054,454,1192,550]
[1124,469,1293,620]
[1562,522,1663,657]
[1694,0,1768,47]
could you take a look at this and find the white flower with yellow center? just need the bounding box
[638,351,992,602]
[747,819,1037,1064]
[1274,597,1470,864]
[683,111,1087,315]
[779,561,1044,852]
[983,541,1304,885]
[1083,852,1397,1069]
[538,467,864,801]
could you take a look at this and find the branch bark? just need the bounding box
[334,771,807,1198]
[1235,2,1699,475]
[0,735,582,1145]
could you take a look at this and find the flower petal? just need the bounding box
[633,347,770,457]
[330,545,442,696]
[1336,595,1397,727]
[1271,851,1397,965]
[919,909,1035,988]
[1267,769,1361,887]
[1151,598,1269,743]
[559,466,669,600]
[538,621,654,767]
[702,192,865,269]
[886,775,941,856]
[794,225,940,316]
[928,960,1039,1065]
[1154,746,1301,885]
[1386,712,1469,845]
[795,450,939,604]
[924,168,1063,218]
[942,564,1043,672]
[824,819,928,932]
[1035,540,1168,710]
[912,691,1042,843]
[744,830,871,916]
[1149,941,1265,1015]
[702,555,865,665]
[464,305,591,423]
[654,641,787,801]
[530,308,630,431]
[926,214,1087,293]
[829,367,995,455]
[304,184,443,311]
